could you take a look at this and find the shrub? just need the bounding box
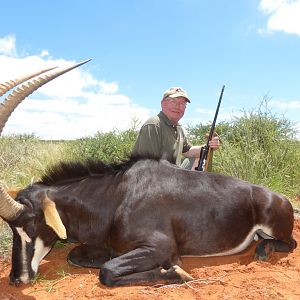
[186,99,300,199]
[64,124,139,162]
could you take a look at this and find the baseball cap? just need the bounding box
[162,87,190,103]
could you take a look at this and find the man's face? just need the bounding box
[161,96,187,124]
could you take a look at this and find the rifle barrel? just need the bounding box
[195,85,225,171]
[207,85,225,143]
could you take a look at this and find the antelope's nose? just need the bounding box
[9,277,22,286]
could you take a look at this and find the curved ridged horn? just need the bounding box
[0,185,24,220]
[0,58,91,221]
[0,59,91,135]
[0,66,57,97]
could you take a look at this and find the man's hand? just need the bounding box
[209,136,220,150]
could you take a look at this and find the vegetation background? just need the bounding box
[0,100,299,255]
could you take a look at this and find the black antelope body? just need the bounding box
[0,62,297,287]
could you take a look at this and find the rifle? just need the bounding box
[195,85,225,171]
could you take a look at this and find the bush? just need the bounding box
[186,99,300,199]
[64,124,138,162]
[0,101,298,199]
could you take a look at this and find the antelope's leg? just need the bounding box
[255,237,297,261]
[99,246,192,287]
[67,244,113,268]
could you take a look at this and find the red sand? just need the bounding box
[0,218,299,300]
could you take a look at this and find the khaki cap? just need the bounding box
[162,87,190,103]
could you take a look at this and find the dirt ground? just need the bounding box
[0,217,299,300]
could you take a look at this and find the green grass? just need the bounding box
[0,220,12,258]
[29,268,71,293]
[0,135,70,189]
[187,99,300,203]
[0,100,299,256]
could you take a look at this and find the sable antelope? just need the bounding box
[0,63,297,287]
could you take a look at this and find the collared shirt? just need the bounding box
[132,111,192,165]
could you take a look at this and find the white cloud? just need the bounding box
[99,81,118,94]
[259,0,288,13]
[0,55,56,82]
[0,34,17,56]
[259,0,300,35]
[6,100,149,140]
[0,35,151,139]
[40,50,49,57]
[269,99,300,109]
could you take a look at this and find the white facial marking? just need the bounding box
[15,227,31,283]
[31,237,51,273]
[15,228,51,283]
[16,227,31,243]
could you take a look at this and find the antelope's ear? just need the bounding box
[42,196,67,240]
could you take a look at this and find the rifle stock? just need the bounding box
[204,146,213,171]
[195,85,225,171]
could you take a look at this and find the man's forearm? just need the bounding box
[182,145,204,158]
[183,136,220,158]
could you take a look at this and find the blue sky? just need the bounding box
[0,0,299,139]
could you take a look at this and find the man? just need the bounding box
[132,87,220,170]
